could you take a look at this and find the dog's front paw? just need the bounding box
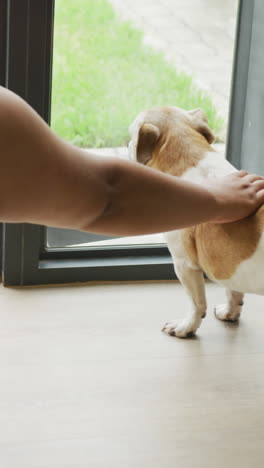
[214,304,241,322]
[162,318,199,338]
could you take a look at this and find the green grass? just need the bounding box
[51,0,224,147]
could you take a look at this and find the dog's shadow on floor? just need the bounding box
[214,313,241,331]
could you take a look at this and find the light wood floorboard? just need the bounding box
[0,281,264,467]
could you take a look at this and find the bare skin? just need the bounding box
[1,86,264,236]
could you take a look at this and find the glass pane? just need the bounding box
[47,0,238,249]
[239,0,264,174]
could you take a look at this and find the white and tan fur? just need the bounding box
[128,106,264,338]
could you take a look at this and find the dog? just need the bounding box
[128,106,264,338]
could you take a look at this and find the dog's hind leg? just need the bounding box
[214,289,244,322]
[162,260,206,338]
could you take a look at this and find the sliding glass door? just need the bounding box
[2,0,257,285]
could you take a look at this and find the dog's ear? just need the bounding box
[136,123,160,165]
[188,108,215,144]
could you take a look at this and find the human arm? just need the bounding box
[0,85,264,235]
[82,157,264,235]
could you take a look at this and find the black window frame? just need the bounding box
[0,0,7,275]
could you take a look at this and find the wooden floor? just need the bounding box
[0,280,264,467]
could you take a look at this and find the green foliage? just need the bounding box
[51,0,224,147]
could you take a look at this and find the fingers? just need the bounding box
[236,170,264,182]
[256,189,264,204]
[250,179,264,191]
[244,173,264,183]
[237,170,249,177]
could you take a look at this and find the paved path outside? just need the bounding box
[109,0,238,120]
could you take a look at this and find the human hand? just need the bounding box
[207,170,264,223]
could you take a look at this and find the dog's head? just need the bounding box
[128,106,215,176]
